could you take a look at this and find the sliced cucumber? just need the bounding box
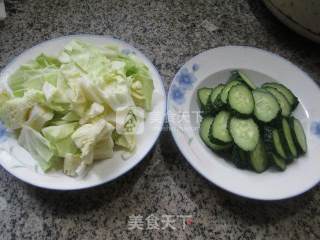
[238,70,257,90]
[272,129,287,160]
[197,71,306,174]
[281,118,298,159]
[208,84,225,113]
[263,86,291,117]
[264,127,288,160]
[229,117,259,151]
[252,89,280,123]
[228,71,241,82]
[249,138,269,173]
[199,117,231,151]
[228,84,254,115]
[263,126,275,157]
[220,80,241,104]
[232,145,249,169]
[290,117,307,154]
[263,82,299,109]
[210,111,232,143]
[197,87,212,110]
[272,154,286,171]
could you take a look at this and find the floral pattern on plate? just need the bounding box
[0,122,8,142]
[170,64,199,105]
[311,121,320,138]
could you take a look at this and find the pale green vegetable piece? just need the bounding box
[99,80,134,111]
[63,153,81,176]
[62,112,80,122]
[114,133,136,152]
[75,161,88,177]
[42,123,78,141]
[54,137,79,158]
[60,62,82,80]
[71,119,114,164]
[26,105,54,131]
[42,82,69,104]
[115,106,145,135]
[9,54,62,97]
[78,76,104,103]
[62,40,101,72]
[42,123,79,158]
[94,135,114,160]
[0,89,11,104]
[42,82,70,112]
[0,98,32,129]
[113,107,145,151]
[55,77,86,115]
[18,126,56,171]
[80,102,104,124]
[0,90,42,129]
[114,54,154,111]
[131,67,154,111]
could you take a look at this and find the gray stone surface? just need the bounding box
[1,0,320,239]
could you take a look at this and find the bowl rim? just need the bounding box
[263,0,320,44]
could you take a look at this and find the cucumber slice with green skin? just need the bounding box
[272,154,286,171]
[197,87,212,110]
[252,89,280,123]
[228,71,241,82]
[220,80,241,104]
[238,70,257,90]
[272,129,288,160]
[263,126,275,156]
[199,117,231,151]
[229,117,259,151]
[263,127,288,160]
[228,70,256,89]
[290,117,307,154]
[232,145,249,169]
[262,82,299,109]
[281,118,298,159]
[209,111,232,143]
[208,84,225,113]
[228,84,254,115]
[249,138,269,173]
[263,87,291,117]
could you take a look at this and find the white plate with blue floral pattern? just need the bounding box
[0,35,166,190]
[167,46,320,200]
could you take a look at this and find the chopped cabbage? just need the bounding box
[42,123,79,158]
[114,133,136,152]
[26,105,54,130]
[99,80,134,111]
[0,89,10,104]
[42,123,78,141]
[79,102,104,124]
[63,153,81,176]
[71,119,114,164]
[18,126,56,171]
[0,40,154,176]
[9,54,62,97]
[0,90,43,129]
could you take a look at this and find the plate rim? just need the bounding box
[0,34,166,190]
[167,45,320,200]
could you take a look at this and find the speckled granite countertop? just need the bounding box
[0,0,320,239]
